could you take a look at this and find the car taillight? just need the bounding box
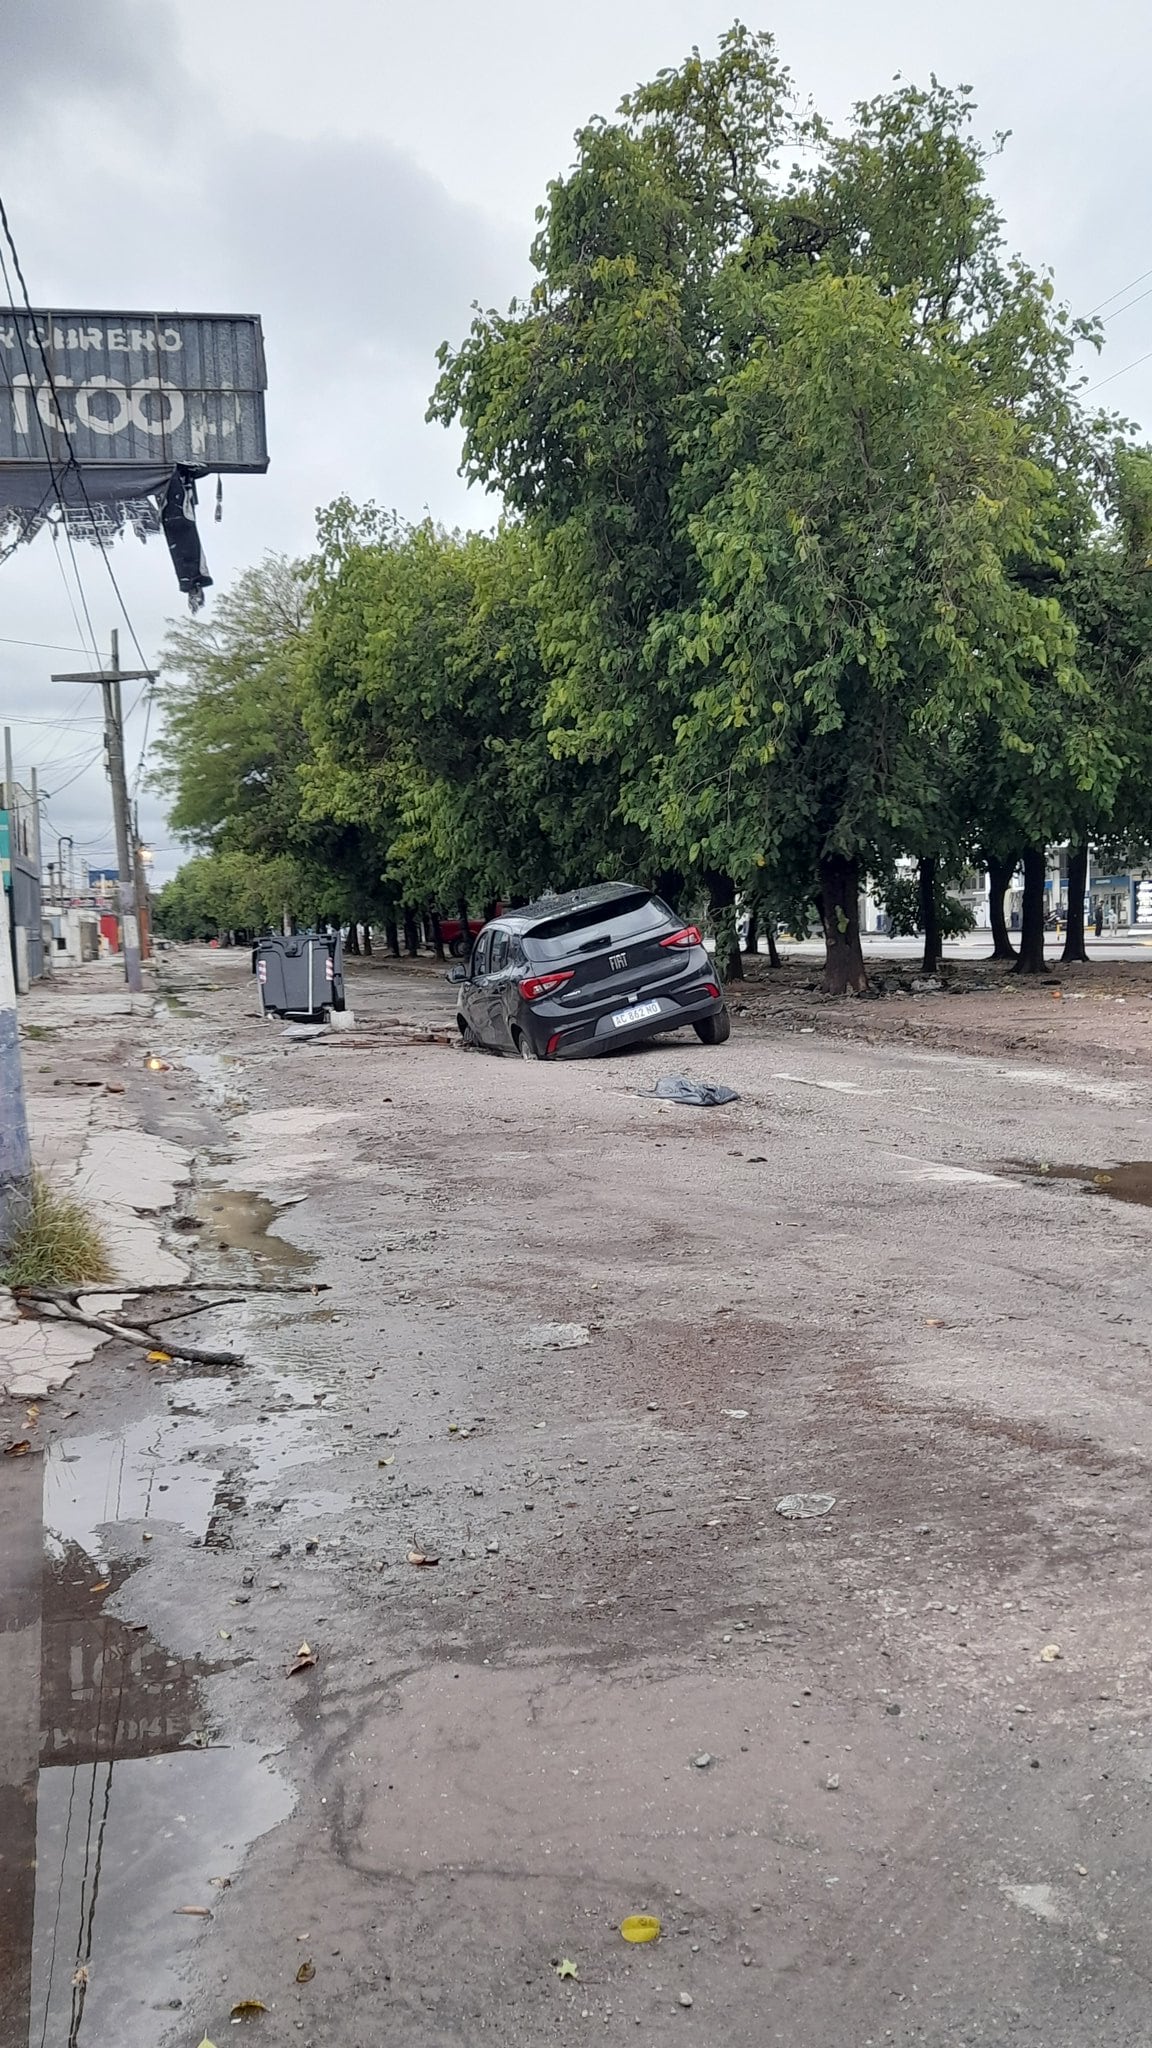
[519,970,574,1002]
[705,982,720,999]
[660,925,703,949]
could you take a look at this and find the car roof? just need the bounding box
[494,883,652,933]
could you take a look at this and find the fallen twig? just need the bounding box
[120,1296,246,1323]
[19,1291,242,1367]
[21,1281,328,1298]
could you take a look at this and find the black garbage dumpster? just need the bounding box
[255,931,345,1021]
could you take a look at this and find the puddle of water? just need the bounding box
[0,1435,295,2048]
[194,1187,315,1271]
[1007,1160,1152,1208]
[44,1401,232,1565]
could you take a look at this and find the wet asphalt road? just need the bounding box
[6,948,1152,2047]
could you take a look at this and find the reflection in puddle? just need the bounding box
[0,1375,308,2047]
[195,1187,314,1270]
[1008,1159,1152,1208]
[44,1398,232,1564]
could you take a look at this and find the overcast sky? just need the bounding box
[1,0,1149,882]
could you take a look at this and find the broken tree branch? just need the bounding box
[18,1291,242,1368]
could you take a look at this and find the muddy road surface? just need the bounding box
[6,947,1152,2047]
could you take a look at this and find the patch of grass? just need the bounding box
[1,1173,116,1288]
[20,1023,57,1041]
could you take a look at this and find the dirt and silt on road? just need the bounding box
[6,946,1152,2046]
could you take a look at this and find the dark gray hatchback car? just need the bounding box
[448,884,730,1060]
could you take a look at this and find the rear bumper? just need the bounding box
[525,982,725,1059]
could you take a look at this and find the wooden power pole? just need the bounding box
[52,630,156,996]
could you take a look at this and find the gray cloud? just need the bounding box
[0,0,180,126]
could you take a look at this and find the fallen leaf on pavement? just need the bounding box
[287,1641,316,1675]
[620,1914,661,1945]
[296,1960,316,1983]
[407,1550,440,1567]
[197,2038,217,2048]
[924,1318,947,1327]
[219,1629,232,1640]
[377,1455,395,1467]
[71,1965,89,1987]
[210,1876,232,1889]
[554,1958,579,1980]
[230,2000,268,2019]
[25,1404,39,1425]
[4,1440,32,1457]
[146,1350,172,1364]
[89,1581,110,1594]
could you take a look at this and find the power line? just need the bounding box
[0,232,102,664]
[1103,282,1152,326]
[1084,346,1152,395]
[0,193,154,680]
[1087,266,1152,318]
[0,632,96,655]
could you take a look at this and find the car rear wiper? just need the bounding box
[577,935,611,952]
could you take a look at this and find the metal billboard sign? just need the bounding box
[0,309,268,474]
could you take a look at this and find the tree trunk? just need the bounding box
[483,899,498,924]
[402,907,419,957]
[705,871,743,982]
[362,923,372,955]
[655,869,686,913]
[743,906,759,957]
[385,918,400,959]
[819,854,868,995]
[1012,849,1048,974]
[1061,844,1089,964]
[766,923,781,969]
[918,855,941,975]
[345,922,360,956]
[987,855,1018,962]
[429,911,445,962]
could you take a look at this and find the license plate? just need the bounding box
[611,999,662,1028]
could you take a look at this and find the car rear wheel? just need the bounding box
[458,1015,481,1048]
[694,1005,731,1045]
[516,1031,540,1061]
[449,937,469,958]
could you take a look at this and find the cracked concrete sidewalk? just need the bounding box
[2,969,191,1400]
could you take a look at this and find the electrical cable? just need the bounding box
[0,232,101,663]
[1087,267,1152,318]
[0,193,154,676]
[1083,347,1152,395]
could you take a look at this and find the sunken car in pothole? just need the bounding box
[447,884,731,1061]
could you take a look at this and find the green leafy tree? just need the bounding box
[433,27,1113,991]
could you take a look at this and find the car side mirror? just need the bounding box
[446,964,468,984]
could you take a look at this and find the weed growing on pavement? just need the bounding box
[1,1173,115,1287]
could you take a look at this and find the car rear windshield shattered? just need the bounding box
[522,896,672,961]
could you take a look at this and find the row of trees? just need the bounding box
[154,28,1152,991]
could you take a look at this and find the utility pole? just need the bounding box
[51,631,156,997]
[0,841,32,1254]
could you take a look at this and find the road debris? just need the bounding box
[296,1959,316,1983]
[640,1076,740,1107]
[287,1641,317,1675]
[775,1492,837,1519]
[1039,1644,1063,1662]
[722,1408,749,1420]
[692,1752,714,1769]
[407,1549,440,1567]
[525,1321,591,1349]
[679,1991,694,2007]
[554,1958,579,1980]
[230,2001,269,2020]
